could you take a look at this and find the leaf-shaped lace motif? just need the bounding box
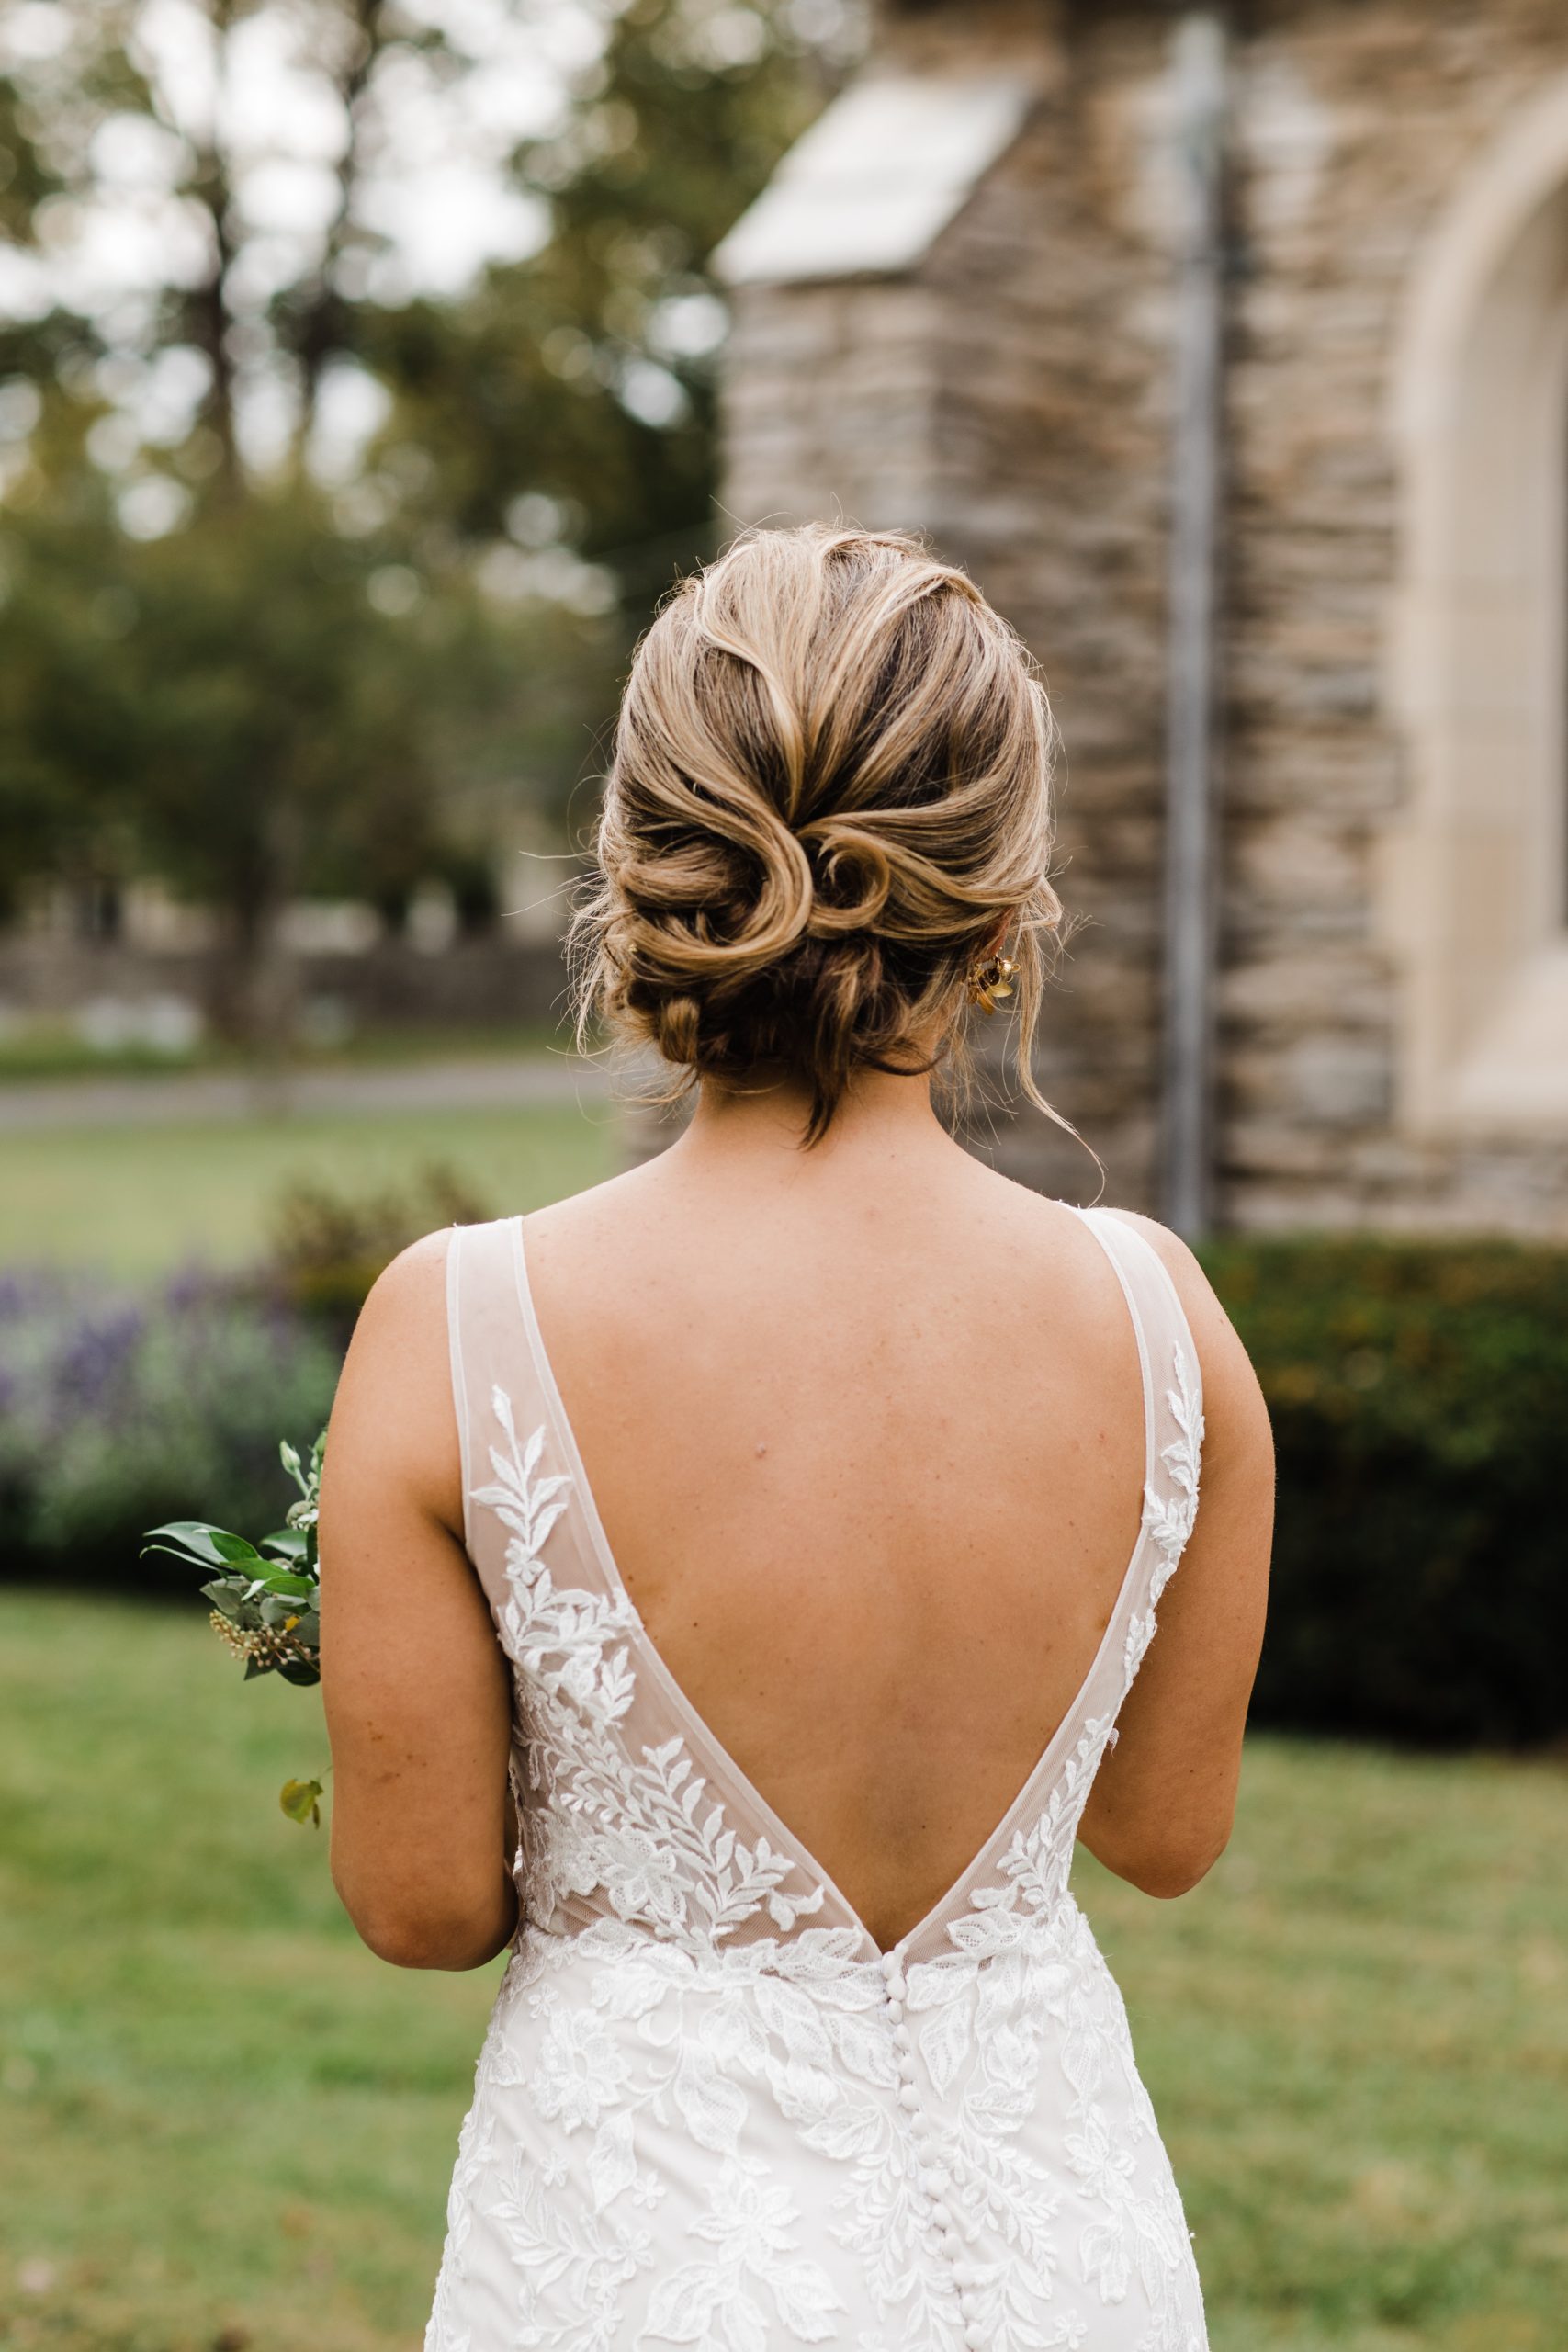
[1140,1342,1204,1603]
[474,1388,830,1957]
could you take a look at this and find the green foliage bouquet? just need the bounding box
[143,1434,328,1823]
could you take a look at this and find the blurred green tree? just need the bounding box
[359,0,837,590]
[0,0,847,1031]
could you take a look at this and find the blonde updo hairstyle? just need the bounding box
[572,524,1066,1144]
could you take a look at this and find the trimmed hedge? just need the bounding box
[1201,1237,1568,1749]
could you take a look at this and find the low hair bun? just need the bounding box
[800,820,894,937]
[571,524,1066,1144]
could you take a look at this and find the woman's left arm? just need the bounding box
[318,1230,518,1970]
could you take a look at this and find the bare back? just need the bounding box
[321,1070,1272,1972]
[516,1106,1259,1947]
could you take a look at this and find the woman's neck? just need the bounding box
[671,1063,961,1185]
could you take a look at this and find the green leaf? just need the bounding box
[143,1521,265,1572]
[199,1577,254,1624]
[256,1570,316,1602]
[279,1778,323,1826]
[261,1529,308,1564]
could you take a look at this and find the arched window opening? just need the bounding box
[1390,82,1568,1136]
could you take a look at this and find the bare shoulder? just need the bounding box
[1096,1208,1271,1449]
[330,1224,455,1401]
[327,1226,461,1528]
[1094,1204,1206,1295]
[356,1223,454,1327]
[1094,1206,1224,1334]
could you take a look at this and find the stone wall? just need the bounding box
[720,0,1568,1234]
[724,1,1179,1209]
[1223,0,1568,1232]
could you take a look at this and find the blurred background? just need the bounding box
[1,2,1565,2348]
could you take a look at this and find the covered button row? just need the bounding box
[880,1952,978,2338]
[879,1953,913,2055]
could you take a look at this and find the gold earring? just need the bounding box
[966,952,1018,1013]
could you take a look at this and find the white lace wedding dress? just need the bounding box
[427,1207,1208,2352]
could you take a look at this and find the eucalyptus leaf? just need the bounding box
[202,1570,269,1616]
[279,1778,323,1826]
[200,1579,251,1624]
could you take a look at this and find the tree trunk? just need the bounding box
[209,803,302,1070]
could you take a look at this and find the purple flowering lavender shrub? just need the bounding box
[0,1268,341,1589]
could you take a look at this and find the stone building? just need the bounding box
[714,0,1568,1235]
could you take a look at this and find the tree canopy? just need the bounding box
[0,0,850,1017]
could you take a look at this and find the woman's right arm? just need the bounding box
[1076,1214,1275,1897]
[318,1233,519,1970]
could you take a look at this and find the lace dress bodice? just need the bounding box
[428,1206,1208,2352]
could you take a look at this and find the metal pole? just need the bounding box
[1159,11,1228,1238]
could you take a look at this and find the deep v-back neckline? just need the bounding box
[506,1209,1156,1962]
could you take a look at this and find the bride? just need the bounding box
[318,524,1273,2352]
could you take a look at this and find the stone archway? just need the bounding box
[1388,74,1568,1135]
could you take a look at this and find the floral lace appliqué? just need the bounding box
[428,1278,1210,2352]
[473,1386,830,1953]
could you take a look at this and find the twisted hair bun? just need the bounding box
[571,524,1065,1142]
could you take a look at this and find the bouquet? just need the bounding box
[142,1431,328,1824]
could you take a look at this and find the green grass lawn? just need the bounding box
[2,1593,1565,2352]
[1084,1753,1568,2352]
[0,1021,573,1084]
[0,1103,621,1275]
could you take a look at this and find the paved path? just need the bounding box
[0,1053,616,1133]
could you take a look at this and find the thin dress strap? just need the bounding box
[446,1216,558,1589]
[1072,1206,1206,1648]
